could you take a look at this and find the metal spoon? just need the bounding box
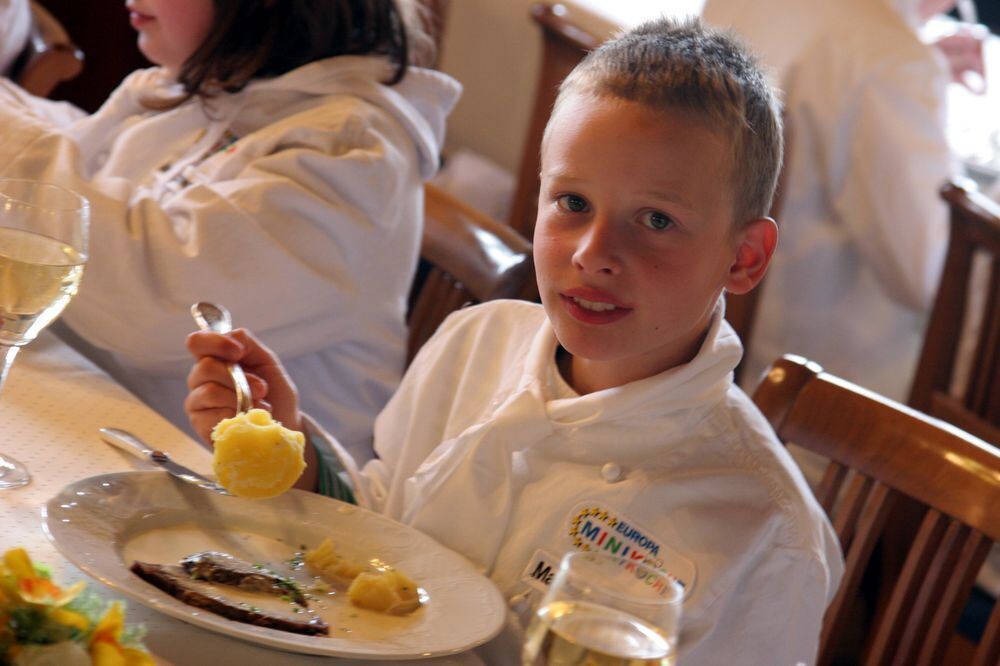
[190,302,253,414]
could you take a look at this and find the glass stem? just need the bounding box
[0,344,20,397]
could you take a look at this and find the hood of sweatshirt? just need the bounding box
[238,56,462,180]
[68,55,461,182]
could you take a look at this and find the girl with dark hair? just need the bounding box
[0,0,460,462]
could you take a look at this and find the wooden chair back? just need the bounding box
[10,2,84,98]
[408,183,534,364]
[753,354,1000,666]
[909,181,1000,446]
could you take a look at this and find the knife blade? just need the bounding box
[99,427,231,496]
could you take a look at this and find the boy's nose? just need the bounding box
[572,217,622,275]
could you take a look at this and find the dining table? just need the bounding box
[0,330,486,665]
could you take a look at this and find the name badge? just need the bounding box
[518,548,562,593]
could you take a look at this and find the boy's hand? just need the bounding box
[185,328,302,445]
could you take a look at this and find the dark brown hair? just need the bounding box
[549,17,783,225]
[154,0,421,107]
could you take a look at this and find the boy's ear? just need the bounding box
[724,217,778,295]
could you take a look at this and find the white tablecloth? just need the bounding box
[0,331,483,665]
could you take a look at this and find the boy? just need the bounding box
[185,18,842,664]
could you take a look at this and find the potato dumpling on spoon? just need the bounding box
[211,409,305,499]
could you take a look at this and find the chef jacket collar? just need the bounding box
[528,296,742,428]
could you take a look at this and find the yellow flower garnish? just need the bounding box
[3,549,34,579]
[3,548,84,606]
[90,602,155,666]
[50,607,91,631]
[0,548,154,664]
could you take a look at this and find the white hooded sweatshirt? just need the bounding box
[317,300,843,665]
[0,57,461,460]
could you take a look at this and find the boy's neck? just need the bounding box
[556,329,709,395]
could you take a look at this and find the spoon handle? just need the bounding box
[190,302,253,414]
[228,362,253,414]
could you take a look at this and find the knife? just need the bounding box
[99,427,231,496]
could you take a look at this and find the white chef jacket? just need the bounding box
[0,0,30,75]
[0,57,461,460]
[317,300,843,665]
[703,0,954,403]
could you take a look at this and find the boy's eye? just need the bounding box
[556,194,589,213]
[639,210,674,231]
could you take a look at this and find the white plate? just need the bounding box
[42,472,506,660]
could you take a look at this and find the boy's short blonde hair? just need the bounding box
[548,17,783,225]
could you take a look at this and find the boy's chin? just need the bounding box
[554,337,627,364]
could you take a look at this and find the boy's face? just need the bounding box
[535,93,750,390]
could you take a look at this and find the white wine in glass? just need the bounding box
[0,179,89,488]
[523,552,683,666]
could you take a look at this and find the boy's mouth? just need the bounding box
[570,296,617,312]
[560,289,632,324]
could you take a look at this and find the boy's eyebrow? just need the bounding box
[541,170,585,184]
[640,187,694,211]
[543,171,695,211]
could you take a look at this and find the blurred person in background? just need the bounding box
[703,7,1000,648]
[0,0,460,462]
[0,0,31,75]
[702,0,981,411]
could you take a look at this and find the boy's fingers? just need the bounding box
[188,395,271,446]
[187,357,232,390]
[186,331,244,361]
[190,409,232,446]
[229,328,283,368]
[186,360,268,399]
[187,356,267,398]
[185,382,241,413]
[248,375,268,401]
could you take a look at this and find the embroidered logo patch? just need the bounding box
[567,502,697,594]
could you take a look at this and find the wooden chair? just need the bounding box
[753,354,1000,666]
[407,183,534,364]
[9,2,84,98]
[909,180,1000,446]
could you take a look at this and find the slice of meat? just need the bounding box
[180,551,306,606]
[130,561,328,636]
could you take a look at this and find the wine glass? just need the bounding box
[523,551,683,665]
[0,178,89,488]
